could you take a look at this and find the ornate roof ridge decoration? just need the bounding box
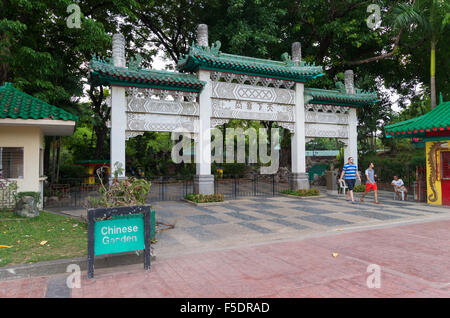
[177,41,324,82]
[384,100,450,139]
[89,56,205,93]
[0,82,78,122]
[305,86,378,107]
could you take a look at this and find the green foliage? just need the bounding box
[15,192,41,204]
[89,177,152,208]
[281,188,320,197]
[2,0,448,180]
[359,150,425,184]
[89,163,152,208]
[0,0,110,107]
[57,161,86,180]
[63,126,95,162]
[126,132,174,177]
[185,193,224,203]
[220,163,247,178]
[353,185,366,193]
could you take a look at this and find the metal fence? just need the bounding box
[414,167,427,202]
[42,174,298,209]
[38,164,432,210]
[0,179,17,210]
[215,175,293,199]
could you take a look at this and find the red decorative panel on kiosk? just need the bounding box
[441,151,450,205]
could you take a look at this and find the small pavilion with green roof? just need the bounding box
[385,95,450,206]
[0,82,77,206]
[89,24,377,194]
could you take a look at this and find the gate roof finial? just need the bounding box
[197,24,209,48]
[292,42,301,66]
[345,70,355,95]
[112,33,126,67]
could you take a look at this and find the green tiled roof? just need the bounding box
[177,41,324,82]
[385,101,450,138]
[305,86,378,107]
[89,57,205,92]
[0,82,78,121]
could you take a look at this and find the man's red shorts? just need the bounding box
[365,182,378,192]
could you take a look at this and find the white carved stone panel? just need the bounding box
[277,122,295,132]
[212,81,295,105]
[305,103,350,114]
[305,111,348,125]
[127,113,198,133]
[210,71,295,89]
[211,98,294,122]
[127,99,199,116]
[305,123,348,138]
[211,119,229,128]
[126,87,199,116]
[125,131,145,140]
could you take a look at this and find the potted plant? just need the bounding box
[88,162,155,240]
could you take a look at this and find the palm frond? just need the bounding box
[393,2,431,33]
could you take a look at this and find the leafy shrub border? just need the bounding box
[185,193,224,203]
[352,185,366,193]
[16,191,41,204]
[280,188,321,197]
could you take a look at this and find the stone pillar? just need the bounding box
[197,24,209,47]
[110,33,127,179]
[291,82,309,189]
[344,70,358,168]
[194,69,214,194]
[344,108,359,167]
[292,42,302,66]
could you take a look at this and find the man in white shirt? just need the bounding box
[391,175,408,200]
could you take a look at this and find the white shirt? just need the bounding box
[392,179,404,187]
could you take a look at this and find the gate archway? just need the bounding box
[89,24,378,195]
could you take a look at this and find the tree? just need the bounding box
[0,0,110,179]
[392,0,449,109]
[88,86,111,160]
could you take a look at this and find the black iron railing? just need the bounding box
[42,174,301,209]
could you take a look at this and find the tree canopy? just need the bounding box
[1,0,448,178]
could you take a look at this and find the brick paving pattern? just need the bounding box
[1,192,449,298]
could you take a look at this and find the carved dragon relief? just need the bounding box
[428,141,446,202]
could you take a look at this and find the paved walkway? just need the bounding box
[3,191,450,298]
[152,191,450,259]
[47,190,450,261]
[1,218,449,298]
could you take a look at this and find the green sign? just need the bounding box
[94,214,145,255]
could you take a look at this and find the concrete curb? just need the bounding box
[0,251,156,281]
[278,194,327,200]
[181,198,226,206]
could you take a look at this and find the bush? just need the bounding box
[281,188,320,196]
[222,163,247,178]
[89,177,151,208]
[88,164,152,208]
[185,193,224,203]
[358,151,425,184]
[353,185,366,192]
[58,162,86,180]
[16,191,41,204]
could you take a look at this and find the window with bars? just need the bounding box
[441,151,450,180]
[0,147,24,179]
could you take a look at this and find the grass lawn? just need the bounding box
[0,211,87,267]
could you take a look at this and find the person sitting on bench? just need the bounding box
[391,175,408,200]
